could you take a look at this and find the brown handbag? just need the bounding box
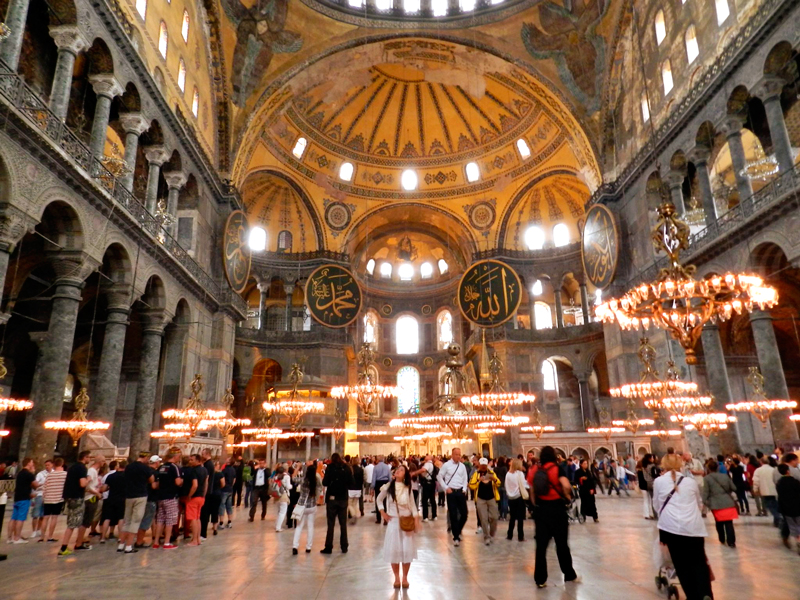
[399,516,416,532]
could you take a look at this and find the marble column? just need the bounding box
[0,0,30,70]
[258,283,268,330]
[162,170,187,237]
[576,372,597,425]
[117,113,149,192]
[47,26,88,121]
[554,291,564,329]
[87,75,123,158]
[143,146,169,214]
[755,76,795,174]
[750,310,799,442]
[16,331,48,459]
[91,285,131,427]
[284,284,293,332]
[700,324,738,453]
[305,434,311,461]
[719,116,754,202]
[129,309,166,455]
[579,283,590,325]
[25,257,93,465]
[665,171,686,215]
[689,147,718,226]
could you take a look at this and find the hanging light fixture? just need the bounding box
[672,412,736,439]
[44,387,110,446]
[611,339,699,400]
[162,374,228,438]
[726,366,797,426]
[331,343,399,419]
[520,406,555,439]
[264,363,324,430]
[0,23,11,42]
[739,138,779,181]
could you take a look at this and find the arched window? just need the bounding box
[524,225,545,250]
[662,60,673,95]
[191,88,199,117]
[531,279,543,296]
[177,59,186,92]
[431,0,447,15]
[534,301,552,330]
[437,310,453,349]
[465,162,480,182]
[181,10,190,42]
[542,359,559,395]
[654,10,666,46]
[153,68,165,93]
[459,0,475,10]
[366,258,376,275]
[380,262,392,279]
[158,22,168,58]
[516,138,531,159]
[553,223,570,247]
[420,262,433,279]
[364,311,378,345]
[401,169,418,191]
[641,94,650,122]
[136,0,147,19]
[397,366,420,414]
[265,305,285,331]
[685,25,699,64]
[375,0,391,8]
[715,0,729,25]
[396,315,419,354]
[339,162,354,181]
[248,226,267,251]
[404,0,420,12]
[398,263,414,281]
[292,137,307,159]
[277,230,292,253]
[437,259,448,274]
[348,0,363,5]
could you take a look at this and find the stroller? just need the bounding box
[567,485,585,524]
[653,539,681,599]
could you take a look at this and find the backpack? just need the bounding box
[533,464,562,501]
[269,476,283,499]
[431,464,440,482]
[637,469,648,491]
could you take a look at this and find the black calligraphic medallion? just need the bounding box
[305,265,362,328]
[581,203,619,290]
[222,210,252,294]
[457,260,521,327]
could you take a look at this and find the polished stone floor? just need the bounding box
[1,493,799,599]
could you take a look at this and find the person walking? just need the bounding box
[776,463,800,553]
[504,458,527,541]
[372,455,391,524]
[654,452,713,600]
[437,448,469,547]
[58,451,91,556]
[348,456,363,525]
[363,457,375,505]
[729,457,750,515]
[495,457,509,521]
[703,459,738,548]
[185,454,208,546]
[574,458,598,522]
[199,449,215,540]
[417,454,437,522]
[640,454,657,520]
[249,459,270,522]
[233,458,244,508]
[321,453,354,554]
[243,460,253,508]
[118,452,155,554]
[218,459,236,529]
[273,466,292,532]
[30,459,52,540]
[752,456,779,526]
[287,465,302,530]
[292,461,322,554]
[377,465,420,589]
[469,457,500,545]
[98,460,126,544]
[531,446,578,588]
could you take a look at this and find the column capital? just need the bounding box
[0,203,36,250]
[752,75,787,103]
[143,145,170,167]
[103,282,132,312]
[718,115,746,138]
[162,170,187,190]
[257,281,270,293]
[48,25,89,55]
[748,308,773,323]
[118,112,150,136]
[664,171,685,190]
[141,308,168,335]
[48,252,99,284]
[284,284,295,297]
[688,146,711,165]
[27,331,49,346]
[88,74,124,99]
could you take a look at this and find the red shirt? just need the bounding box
[528,462,562,501]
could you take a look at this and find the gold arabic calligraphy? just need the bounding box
[459,261,520,326]
[306,265,362,328]
[583,207,617,288]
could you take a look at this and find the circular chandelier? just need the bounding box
[162,374,228,438]
[44,387,109,446]
[611,339,699,400]
[739,139,779,181]
[331,343,399,419]
[0,398,33,411]
[595,203,777,365]
[521,425,556,438]
[586,426,626,442]
[643,426,683,441]
[264,363,325,429]
[726,367,798,427]
[242,427,284,438]
[353,429,388,437]
[611,417,654,435]
[672,412,736,439]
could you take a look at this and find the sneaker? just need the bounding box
[423,518,428,522]
[484,539,491,546]
[75,544,92,550]
[475,527,483,535]
[124,548,139,554]
[31,531,41,539]
[13,539,29,544]
[453,540,460,547]
[227,522,232,529]
[565,575,581,583]
[58,549,72,556]
[200,536,207,541]
[152,544,160,549]
[162,544,178,550]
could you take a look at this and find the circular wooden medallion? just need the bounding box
[222,210,252,294]
[305,265,362,328]
[457,259,521,327]
[581,203,619,290]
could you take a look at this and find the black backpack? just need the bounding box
[533,464,562,500]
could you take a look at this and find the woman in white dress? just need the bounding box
[378,465,420,589]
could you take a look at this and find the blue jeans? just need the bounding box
[219,491,233,519]
[762,496,780,526]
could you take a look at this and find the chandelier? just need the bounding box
[331,344,398,419]
[277,430,315,445]
[242,427,284,438]
[150,430,191,446]
[0,23,10,42]
[162,374,228,437]
[739,139,779,181]
[611,399,655,435]
[0,359,32,412]
[683,196,706,228]
[263,363,325,429]
[519,406,555,439]
[643,426,683,441]
[595,203,778,364]
[44,387,109,446]
[353,429,388,437]
[611,339,698,401]
[672,412,736,439]
[726,367,797,427]
[586,426,626,442]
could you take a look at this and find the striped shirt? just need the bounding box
[42,470,67,504]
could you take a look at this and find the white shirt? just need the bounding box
[86,467,100,498]
[101,472,111,500]
[35,469,49,498]
[255,468,266,487]
[652,472,707,538]
[504,470,524,499]
[437,460,468,493]
[363,463,374,486]
[281,473,292,492]
[752,464,777,497]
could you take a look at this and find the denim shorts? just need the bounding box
[32,495,44,519]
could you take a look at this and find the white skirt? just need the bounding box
[383,517,417,564]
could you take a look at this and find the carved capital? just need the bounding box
[103,282,133,312]
[664,171,685,190]
[88,74,124,100]
[718,115,745,138]
[752,75,787,103]
[49,25,89,55]
[141,308,168,335]
[162,170,187,190]
[284,284,295,297]
[49,251,100,284]
[688,146,711,166]
[0,204,36,250]
[118,112,150,136]
[143,145,170,167]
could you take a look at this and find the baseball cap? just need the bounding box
[149,455,161,463]
[479,457,489,466]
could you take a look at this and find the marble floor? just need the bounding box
[1,493,799,600]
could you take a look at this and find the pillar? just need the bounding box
[719,116,754,202]
[284,284,294,332]
[755,76,795,174]
[16,331,47,459]
[579,283,590,325]
[258,283,268,330]
[750,310,799,442]
[576,372,597,425]
[305,434,311,461]
[87,74,123,158]
[117,113,149,192]
[689,147,717,226]
[47,26,88,121]
[92,284,131,427]
[143,146,169,214]
[24,257,93,465]
[162,170,187,237]
[0,0,30,70]
[665,171,686,215]
[554,290,564,329]
[129,309,166,455]
[700,324,739,453]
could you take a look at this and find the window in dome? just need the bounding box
[437,259,448,274]
[516,138,531,159]
[181,10,190,42]
[398,263,414,281]
[432,0,447,15]
[459,0,476,11]
[641,94,650,123]
[248,226,266,251]
[348,0,363,6]
[654,10,666,46]
[685,25,699,64]
[292,137,307,159]
[366,258,376,275]
[136,0,147,19]
[401,169,418,191]
[177,59,186,92]
[339,162,354,181]
[715,0,729,25]
[380,262,392,278]
[404,0,420,12]
[553,223,570,247]
[158,22,168,58]
[375,0,391,9]
[437,310,453,350]
[364,311,378,345]
[420,262,433,279]
[524,225,545,250]
[397,366,420,413]
[465,162,480,183]
[535,302,552,330]
[532,279,543,296]
[490,0,503,4]
[191,88,199,117]
[662,60,673,95]
[396,316,419,355]
[277,230,292,253]
[542,359,558,394]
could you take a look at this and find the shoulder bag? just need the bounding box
[518,471,529,501]
[659,475,684,514]
[397,488,416,532]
